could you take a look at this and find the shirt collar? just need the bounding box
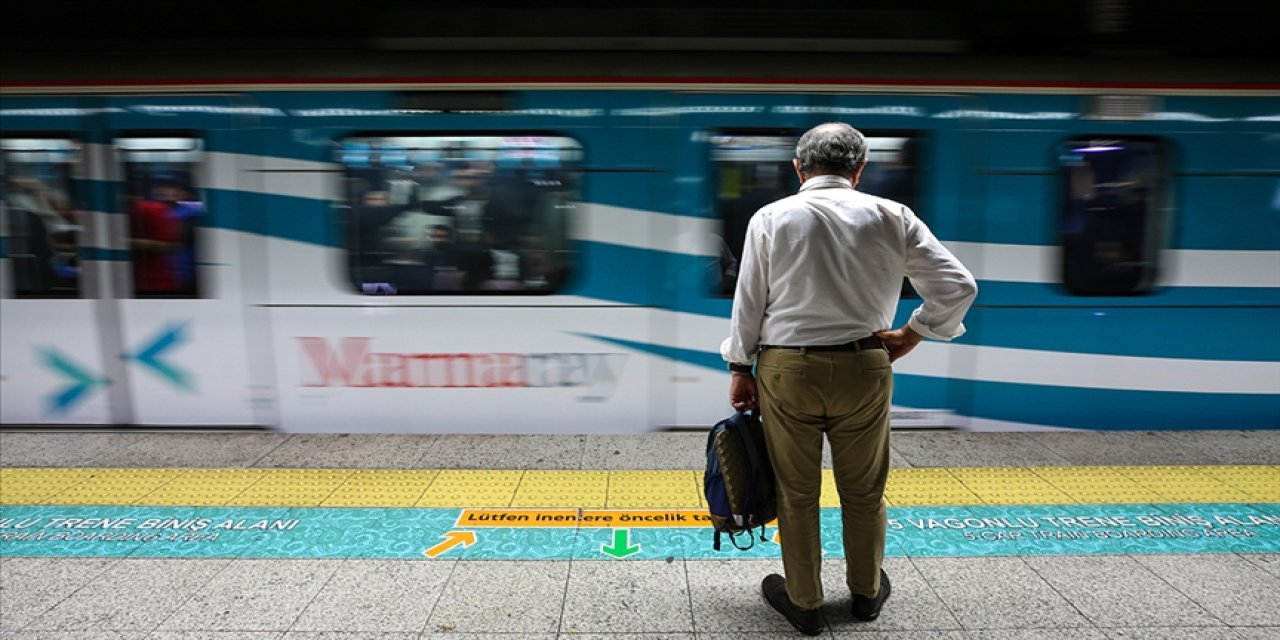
[798,175,853,192]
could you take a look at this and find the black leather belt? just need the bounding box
[761,336,886,352]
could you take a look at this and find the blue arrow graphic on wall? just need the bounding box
[38,347,110,414]
[123,322,195,391]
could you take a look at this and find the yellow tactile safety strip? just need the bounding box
[417,470,523,507]
[0,465,1276,509]
[324,470,438,508]
[512,471,608,508]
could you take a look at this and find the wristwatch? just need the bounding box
[727,362,754,374]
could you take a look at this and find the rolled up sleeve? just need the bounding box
[903,207,978,341]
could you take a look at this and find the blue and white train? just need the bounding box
[1,76,1277,432]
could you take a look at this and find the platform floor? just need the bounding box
[1,428,1278,639]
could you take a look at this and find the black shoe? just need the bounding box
[761,573,824,636]
[850,569,891,622]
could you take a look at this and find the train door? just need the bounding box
[93,95,272,426]
[663,93,818,428]
[0,97,118,424]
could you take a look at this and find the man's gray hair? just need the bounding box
[795,122,868,177]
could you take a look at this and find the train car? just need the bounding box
[1,75,1277,432]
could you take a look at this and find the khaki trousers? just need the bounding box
[756,345,893,609]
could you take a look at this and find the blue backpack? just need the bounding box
[704,409,777,550]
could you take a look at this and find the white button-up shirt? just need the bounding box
[721,175,977,365]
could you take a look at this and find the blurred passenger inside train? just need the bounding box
[152,182,203,293]
[362,189,392,207]
[347,138,581,295]
[5,175,80,294]
[717,162,796,295]
[129,194,182,295]
[1062,141,1158,293]
[437,163,492,246]
[860,138,918,212]
[412,161,465,204]
[423,224,466,290]
[523,174,576,290]
[729,164,788,255]
[363,223,436,295]
[128,180,202,297]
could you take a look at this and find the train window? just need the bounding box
[2,138,83,298]
[712,132,921,296]
[116,136,206,298]
[1060,137,1170,296]
[341,135,582,295]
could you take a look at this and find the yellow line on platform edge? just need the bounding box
[0,465,1276,509]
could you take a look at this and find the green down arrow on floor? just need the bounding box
[601,529,641,558]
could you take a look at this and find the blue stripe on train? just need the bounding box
[72,180,1280,294]
[78,247,130,261]
[578,334,726,371]
[74,163,1280,255]
[72,179,1279,362]
[37,189,1279,363]
[207,186,1269,311]
[572,243,1280,360]
[965,306,1280,363]
[578,333,1280,430]
[573,241,1280,310]
[972,280,1280,308]
[940,377,1280,431]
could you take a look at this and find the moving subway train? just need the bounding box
[1,78,1277,432]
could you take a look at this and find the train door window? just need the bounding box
[712,132,921,296]
[2,137,83,297]
[116,136,205,298]
[1060,137,1169,296]
[340,135,583,295]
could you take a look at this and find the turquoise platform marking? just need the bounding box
[3,504,1277,559]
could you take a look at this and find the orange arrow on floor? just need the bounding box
[423,530,477,558]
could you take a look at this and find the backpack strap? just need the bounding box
[732,410,766,526]
[727,527,758,551]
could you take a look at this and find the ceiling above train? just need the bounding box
[3,1,1277,84]
[8,1,1279,56]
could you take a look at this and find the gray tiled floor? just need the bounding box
[156,559,343,632]
[1022,555,1219,628]
[23,559,231,632]
[911,557,1094,630]
[6,552,1276,637]
[889,432,1074,468]
[1,428,1278,639]
[0,557,121,631]
[253,435,439,469]
[426,560,566,634]
[1030,432,1219,466]
[288,560,454,632]
[1100,628,1246,640]
[1132,554,1280,627]
[3,428,1276,470]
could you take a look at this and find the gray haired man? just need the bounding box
[721,122,977,635]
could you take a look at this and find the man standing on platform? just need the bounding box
[721,122,977,635]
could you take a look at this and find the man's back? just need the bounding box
[752,183,910,346]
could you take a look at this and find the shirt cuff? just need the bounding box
[908,314,966,342]
[720,337,756,366]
